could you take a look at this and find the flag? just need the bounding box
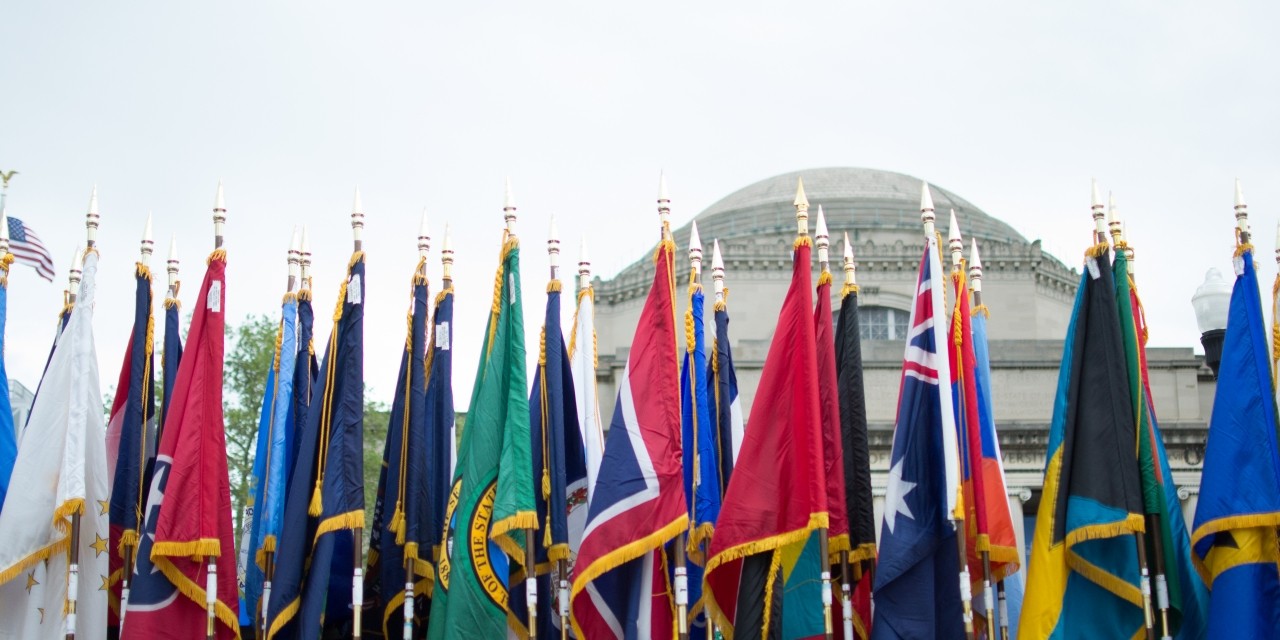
[704,236,827,639]
[159,289,184,442]
[0,249,108,639]
[834,280,875,640]
[969,288,1023,637]
[569,275,605,505]
[950,265,1019,589]
[122,249,239,640]
[364,268,430,639]
[1191,245,1280,637]
[5,216,55,281]
[425,283,456,578]
[242,296,299,630]
[288,286,319,492]
[1018,245,1146,639]
[238,355,276,629]
[0,249,16,513]
[676,272,720,636]
[1114,251,1209,638]
[511,275,588,639]
[870,240,963,640]
[427,236,534,640]
[107,262,157,625]
[711,290,743,494]
[27,291,74,429]
[570,236,687,640]
[267,253,366,639]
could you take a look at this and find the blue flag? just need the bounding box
[240,362,276,628]
[288,288,320,493]
[679,281,720,635]
[363,271,430,639]
[426,285,456,568]
[512,279,588,639]
[108,265,157,624]
[242,297,299,630]
[0,255,14,513]
[711,299,742,494]
[160,295,185,435]
[872,242,964,640]
[1191,248,1280,637]
[268,255,366,640]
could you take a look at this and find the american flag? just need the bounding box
[6,216,55,281]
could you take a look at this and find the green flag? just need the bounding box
[428,235,536,639]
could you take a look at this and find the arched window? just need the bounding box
[859,306,910,341]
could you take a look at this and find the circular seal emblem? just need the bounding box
[467,480,508,609]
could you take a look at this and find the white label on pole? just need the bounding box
[436,321,450,350]
[673,567,689,607]
[353,568,364,606]
[559,581,570,618]
[526,577,538,608]
[207,564,218,605]
[208,281,222,312]
[1234,254,1245,276]
[348,274,363,305]
[1086,257,1100,280]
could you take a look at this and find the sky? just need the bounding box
[1,1,1277,407]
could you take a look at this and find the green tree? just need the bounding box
[224,314,278,537]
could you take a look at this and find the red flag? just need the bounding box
[704,238,827,636]
[951,268,1018,582]
[122,251,239,639]
[816,270,849,554]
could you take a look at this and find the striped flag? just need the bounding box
[570,235,687,640]
[6,217,55,281]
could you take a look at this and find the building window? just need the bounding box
[859,306,910,341]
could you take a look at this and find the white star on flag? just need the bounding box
[883,458,916,534]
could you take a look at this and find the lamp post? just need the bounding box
[1191,267,1231,377]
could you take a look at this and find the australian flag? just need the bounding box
[871,240,964,640]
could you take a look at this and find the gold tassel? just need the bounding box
[841,282,859,297]
[309,482,324,516]
[389,503,406,545]
[547,279,562,293]
[817,271,832,286]
[541,468,551,501]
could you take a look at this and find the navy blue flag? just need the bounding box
[871,242,964,640]
[160,295,184,436]
[511,280,588,639]
[425,285,456,569]
[267,255,366,640]
[107,264,157,623]
[678,280,719,636]
[288,287,320,493]
[711,298,742,495]
[364,270,431,639]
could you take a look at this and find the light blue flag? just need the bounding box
[239,364,276,628]
[0,269,14,513]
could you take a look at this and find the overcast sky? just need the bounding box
[2,1,1277,407]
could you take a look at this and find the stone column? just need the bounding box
[1007,487,1032,566]
[872,488,886,545]
[1177,487,1200,530]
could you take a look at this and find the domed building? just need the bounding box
[590,167,1213,549]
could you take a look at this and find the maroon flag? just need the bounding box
[122,250,239,640]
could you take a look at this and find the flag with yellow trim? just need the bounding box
[427,235,535,640]
[1017,246,1146,639]
[122,249,239,639]
[265,253,367,639]
[1191,245,1280,637]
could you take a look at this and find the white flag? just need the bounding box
[0,251,109,640]
[569,285,604,504]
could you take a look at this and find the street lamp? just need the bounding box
[1191,267,1231,377]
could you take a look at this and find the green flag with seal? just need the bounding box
[428,233,536,639]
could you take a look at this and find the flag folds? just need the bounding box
[570,277,605,506]
[428,236,534,640]
[122,249,239,640]
[365,268,430,638]
[704,237,827,639]
[1018,246,1146,639]
[870,241,962,640]
[1191,246,1280,637]
[425,284,456,577]
[835,281,875,639]
[0,249,16,513]
[679,275,720,636]
[571,237,687,640]
[267,253,366,639]
[0,249,108,640]
[107,262,157,624]
[711,293,742,495]
[512,275,588,639]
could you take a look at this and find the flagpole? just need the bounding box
[0,170,15,217]
[921,184,975,640]
[658,174,691,640]
[1090,183,1157,640]
[207,182,227,640]
[838,235,858,640]
[811,200,835,640]
[543,217,574,640]
[349,188,367,639]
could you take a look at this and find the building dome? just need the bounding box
[689,167,1027,247]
